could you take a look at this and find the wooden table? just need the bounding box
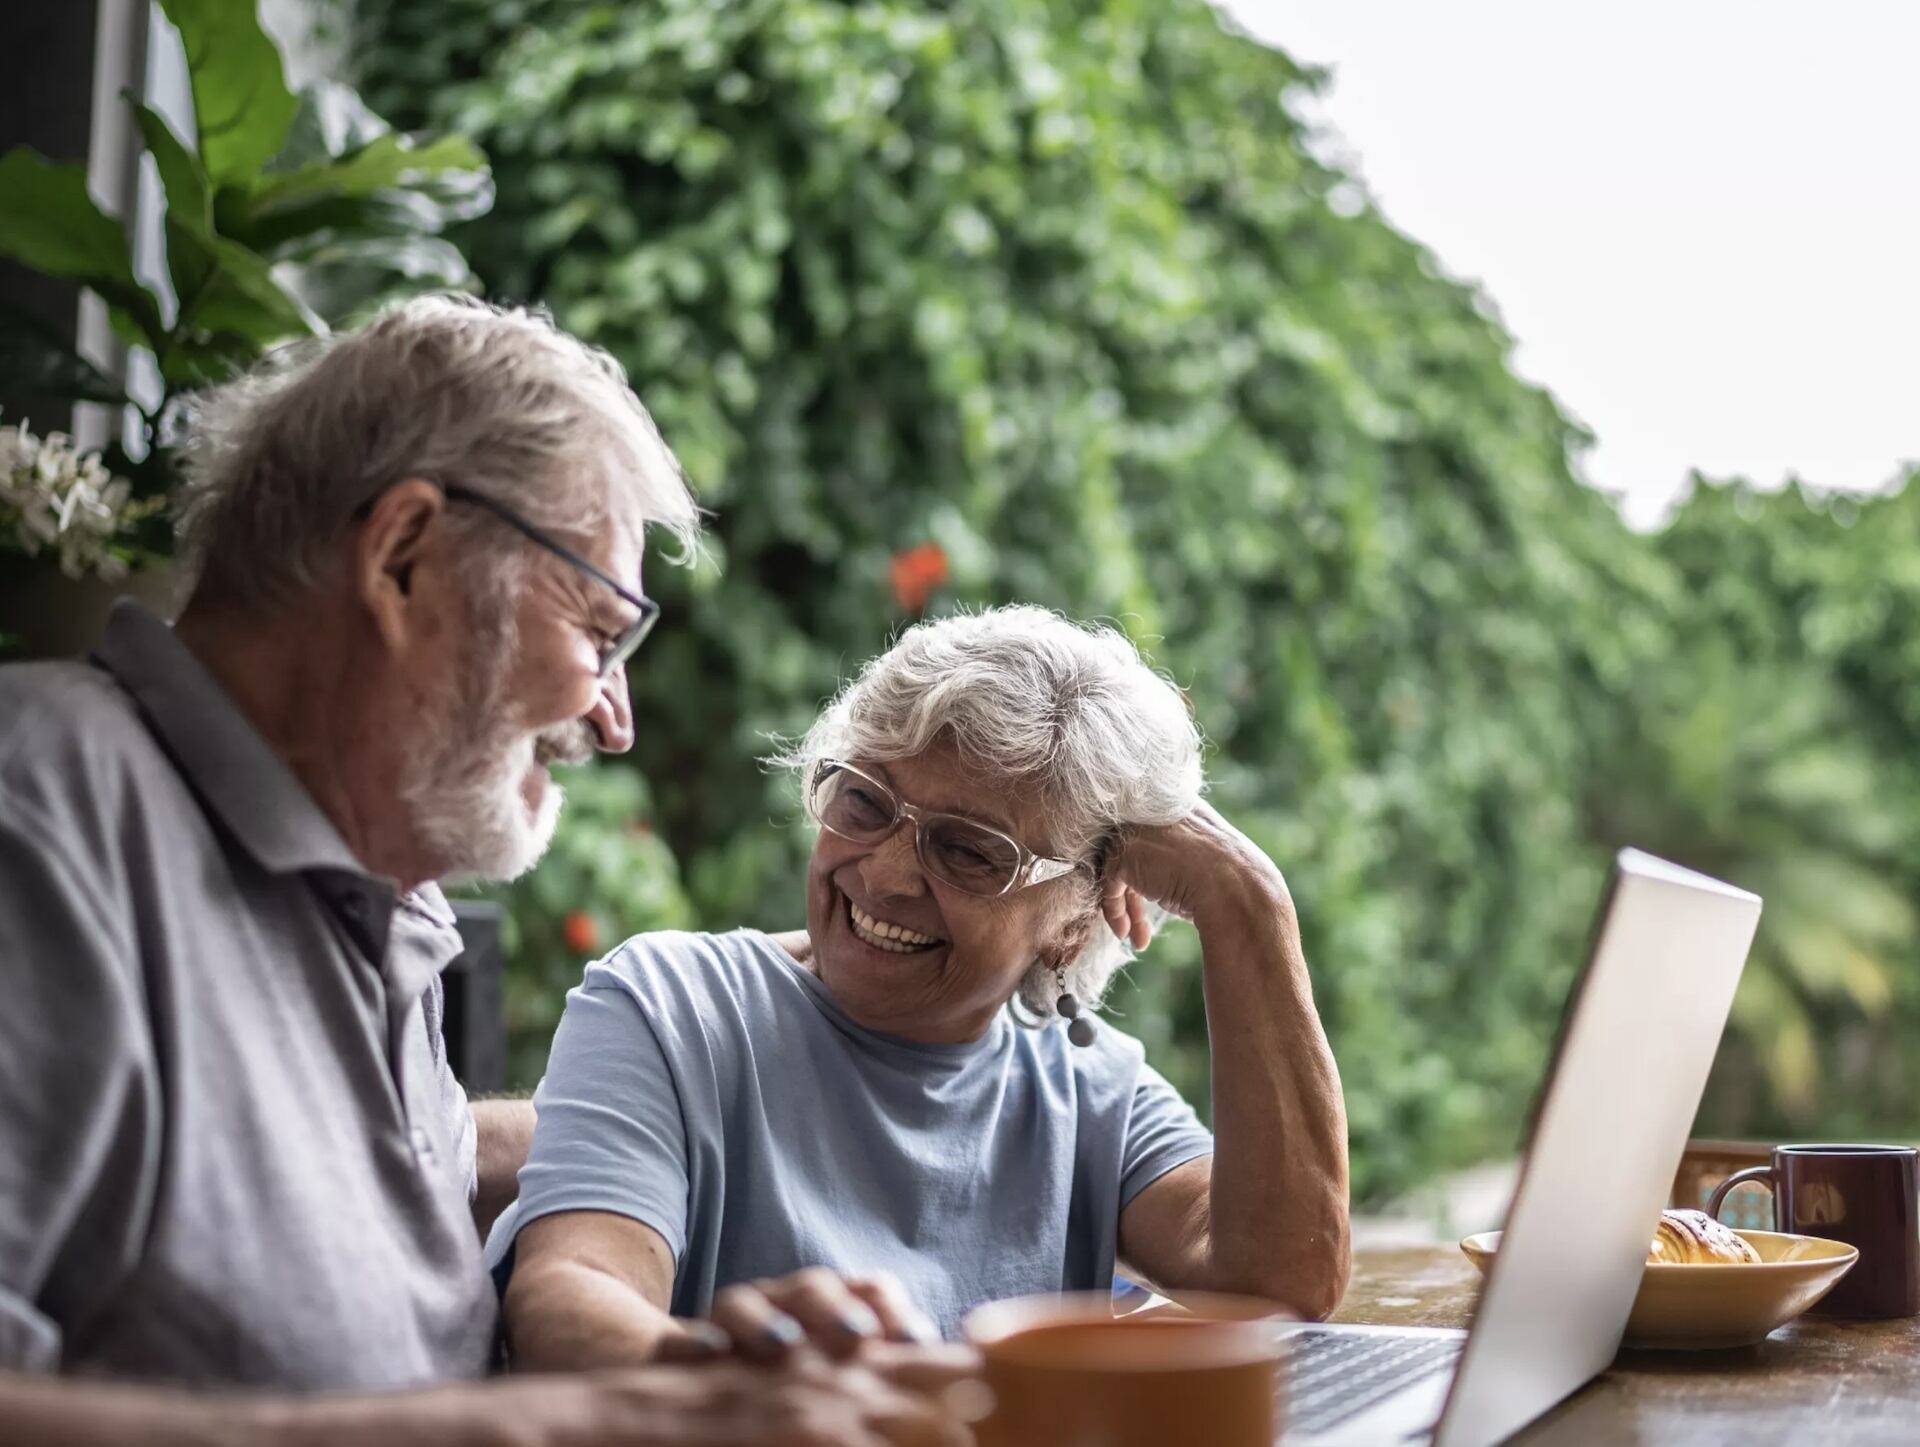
[1338,1246,1920,1443]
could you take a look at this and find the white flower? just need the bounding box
[0,419,160,581]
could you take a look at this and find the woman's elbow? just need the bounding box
[1218,1229,1349,1321]
[1291,1251,1350,1322]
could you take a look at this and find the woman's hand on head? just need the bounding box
[1100,802,1290,932]
[706,1269,943,1364]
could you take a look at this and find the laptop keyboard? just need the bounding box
[1282,1330,1462,1435]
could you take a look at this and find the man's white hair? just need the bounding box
[173,293,700,606]
[780,606,1205,1018]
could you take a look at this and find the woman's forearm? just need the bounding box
[504,1258,683,1372]
[1196,872,1351,1318]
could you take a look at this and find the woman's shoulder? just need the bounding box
[1012,1014,1151,1094]
[585,928,806,1018]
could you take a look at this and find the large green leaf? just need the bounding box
[0,149,165,344]
[169,221,324,344]
[247,132,488,213]
[274,233,473,321]
[157,0,297,186]
[0,303,129,406]
[220,172,495,256]
[270,80,394,170]
[130,99,212,233]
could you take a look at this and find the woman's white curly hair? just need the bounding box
[775,606,1204,1019]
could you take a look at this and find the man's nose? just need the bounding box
[858,824,927,898]
[585,664,634,753]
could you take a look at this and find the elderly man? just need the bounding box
[0,297,966,1446]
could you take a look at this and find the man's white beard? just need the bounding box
[401,639,580,887]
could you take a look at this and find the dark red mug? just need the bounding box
[1707,1144,1920,1319]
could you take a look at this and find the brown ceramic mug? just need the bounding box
[1707,1144,1920,1318]
[962,1292,1293,1447]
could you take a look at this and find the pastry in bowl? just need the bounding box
[1460,1224,1858,1349]
[1647,1208,1761,1265]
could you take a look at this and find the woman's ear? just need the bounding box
[1045,914,1095,970]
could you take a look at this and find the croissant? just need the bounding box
[1648,1209,1761,1265]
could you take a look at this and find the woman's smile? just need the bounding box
[841,890,946,956]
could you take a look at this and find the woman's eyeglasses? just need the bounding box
[806,759,1078,897]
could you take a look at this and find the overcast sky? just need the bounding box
[1219,1,1920,527]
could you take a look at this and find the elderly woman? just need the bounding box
[491,607,1349,1366]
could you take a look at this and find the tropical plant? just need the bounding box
[0,0,492,565]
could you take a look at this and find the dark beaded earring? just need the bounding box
[1054,965,1096,1047]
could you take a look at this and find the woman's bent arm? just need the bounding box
[1113,808,1351,1319]
[503,1210,687,1371]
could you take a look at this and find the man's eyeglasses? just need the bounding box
[806,759,1079,897]
[440,485,661,680]
[352,482,661,679]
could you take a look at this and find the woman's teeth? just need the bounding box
[849,900,941,953]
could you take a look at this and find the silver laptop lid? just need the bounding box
[1433,849,1761,1447]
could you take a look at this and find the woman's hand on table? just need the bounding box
[697,1268,944,1364]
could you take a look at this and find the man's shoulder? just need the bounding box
[0,658,163,831]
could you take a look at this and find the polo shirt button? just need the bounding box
[410,1126,434,1160]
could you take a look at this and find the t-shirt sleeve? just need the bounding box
[502,967,691,1264]
[0,813,155,1372]
[1118,1059,1214,1210]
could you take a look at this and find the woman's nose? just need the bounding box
[857,824,926,898]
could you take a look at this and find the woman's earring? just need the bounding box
[1054,964,1096,1047]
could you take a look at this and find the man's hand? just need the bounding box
[0,1358,984,1447]
[441,1358,980,1447]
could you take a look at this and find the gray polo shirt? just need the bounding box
[0,602,496,1388]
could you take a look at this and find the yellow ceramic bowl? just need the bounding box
[1459,1228,1858,1350]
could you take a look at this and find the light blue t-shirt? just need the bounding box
[487,929,1215,1338]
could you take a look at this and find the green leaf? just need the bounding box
[177,225,324,343]
[269,80,393,170]
[129,98,212,233]
[274,233,474,320]
[247,132,488,213]
[228,169,496,258]
[0,149,165,344]
[0,303,129,405]
[156,0,297,185]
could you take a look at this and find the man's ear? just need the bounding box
[355,478,450,651]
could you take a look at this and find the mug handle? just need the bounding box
[1705,1164,1776,1227]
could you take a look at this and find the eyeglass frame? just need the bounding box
[353,481,661,680]
[806,758,1080,897]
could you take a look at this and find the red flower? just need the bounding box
[889,542,949,614]
[562,911,599,955]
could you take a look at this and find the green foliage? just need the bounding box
[356,0,1920,1199]
[1623,475,1920,1141]
[358,0,1667,1201]
[0,0,491,548]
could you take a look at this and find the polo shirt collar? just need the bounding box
[92,601,370,879]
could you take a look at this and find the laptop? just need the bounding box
[1276,848,1762,1445]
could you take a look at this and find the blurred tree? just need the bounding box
[353,0,1917,1198]
[1640,474,1920,1139]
